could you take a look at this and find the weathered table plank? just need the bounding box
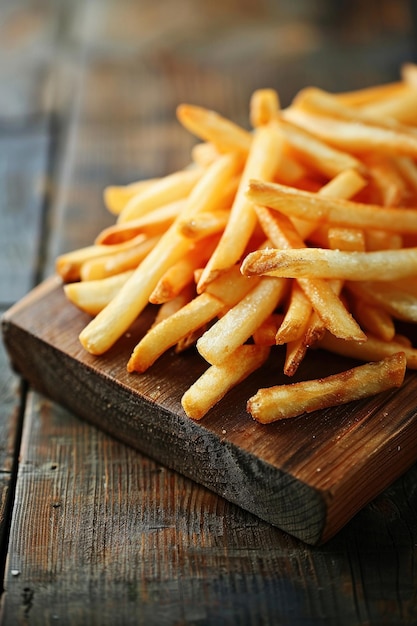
[1,390,417,625]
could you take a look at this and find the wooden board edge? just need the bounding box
[2,295,328,545]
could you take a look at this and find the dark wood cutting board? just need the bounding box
[3,275,417,545]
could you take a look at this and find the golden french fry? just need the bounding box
[351,299,395,343]
[247,352,406,423]
[241,246,417,282]
[360,88,417,125]
[80,235,160,281]
[364,154,407,207]
[56,235,149,283]
[151,285,196,328]
[347,280,417,323]
[191,142,220,166]
[283,108,417,157]
[275,281,312,345]
[250,89,280,127]
[197,122,285,291]
[246,179,417,233]
[319,332,417,369]
[327,227,366,252]
[278,119,364,178]
[118,167,204,223]
[196,276,288,365]
[252,314,283,346]
[103,178,160,215]
[292,85,417,134]
[64,271,134,316]
[149,236,218,304]
[182,344,271,420]
[95,200,183,244]
[178,210,230,240]
[176,104,252,154]
[335,80,405,107]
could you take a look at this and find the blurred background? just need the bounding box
[1,0,415,120]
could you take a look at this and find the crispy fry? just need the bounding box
[346,281,417,323]
[182,344,271,420]
[241,247,417,282]
[178,210,230,240]
[247,352,406,423]
[246,180,417,233]
[319,332,417,369]
[275,282,312,345]
[176,104,252,154]
[95,200,184,244]
[278,119,364,178]
[283,108,417,157]
[64,271,134,316]
[103,178,160,215]
[118,167,204,223]
[351,299,396,342]
[56,235,149,283]
[250,88,280,127]
[80,235,160,281]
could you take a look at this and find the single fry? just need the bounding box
[182,345,271,420]
[246,180,417,233]
[95,200,183,244]
[250,88,280,127]
[319,333,417,369]
[247,352,406,423]
[118,167,203,223]
[283,109,417,158]
[241,247,417,282]
[176,104,252,154]
[64,271,134,316]
[351,299,396,343]
[103,178,160,215]
[278,119,364,178]
[178,210,230,240]
[275,282,312,345]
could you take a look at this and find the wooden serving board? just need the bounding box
[3,276,417,545]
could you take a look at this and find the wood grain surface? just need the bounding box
[1,1,417,624]
[4,276,417,547]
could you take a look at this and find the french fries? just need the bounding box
[247,352,407,423]
[56,65,417,423]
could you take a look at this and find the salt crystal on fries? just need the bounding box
[57,65,417,422]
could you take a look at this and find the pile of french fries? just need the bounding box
[57,64,417,423]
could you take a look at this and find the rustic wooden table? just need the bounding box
[1,1,417,624]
